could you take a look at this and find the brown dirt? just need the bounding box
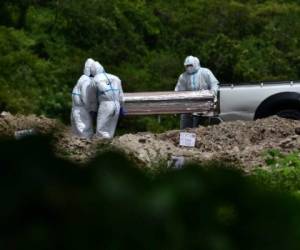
[112,117,300,171]
[1,111,300,171]
[0,111,60,136]
[0,111,104,164]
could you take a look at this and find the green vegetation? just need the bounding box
[253,150,300,194]
[1,2,300,245]
[0,0,299,128]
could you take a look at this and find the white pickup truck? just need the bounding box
[124,80,300,121]
[219,80,300,121]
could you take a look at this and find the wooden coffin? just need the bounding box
[123,90,215,116]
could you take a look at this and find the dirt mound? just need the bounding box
[0,111,60,136]
[1,111,299,170]
[113,117,300,171]
[0,111,109,163]
[54,129,110,163]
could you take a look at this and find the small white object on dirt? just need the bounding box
[179,132,196,147]
[168,156,185,169]
[14,129,36,140]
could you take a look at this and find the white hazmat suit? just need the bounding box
[175,56,219,129]
[175,56,219,95]
[92,62,124,139]
[71,58,98,138]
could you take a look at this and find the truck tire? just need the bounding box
[276,109,300,120]
[255,92,300,120]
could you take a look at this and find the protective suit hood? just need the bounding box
[83,58,95,76]
[184,56,200,75]
[91,61,105,76]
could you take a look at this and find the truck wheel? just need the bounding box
[276,109,300,120]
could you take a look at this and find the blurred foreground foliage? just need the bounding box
[0,0,299,129]
[253,150,300,194]
[1,136,300,249]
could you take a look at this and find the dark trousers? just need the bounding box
[180,114,208,129]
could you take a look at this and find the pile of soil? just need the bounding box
[1,111,300,171]
[54,129,110,163]
[0,112,60,136]
[0,112,109,163]
[112,117,300,171]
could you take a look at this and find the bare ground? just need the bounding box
[1,111,300,171]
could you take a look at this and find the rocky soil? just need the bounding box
[1,111,300,171]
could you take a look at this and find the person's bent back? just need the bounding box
[91,62,124,139]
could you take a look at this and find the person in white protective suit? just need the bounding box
[174,55,219,129]
[91,61,124,139]
[71,58,98,138]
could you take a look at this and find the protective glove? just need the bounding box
[119,107,127,118]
